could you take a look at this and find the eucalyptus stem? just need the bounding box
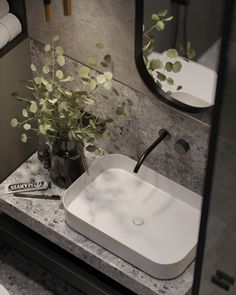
[144,24,156,37]
[52,41,55,85]
[21,117,35,124]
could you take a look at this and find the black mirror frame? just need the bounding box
[134,0,220,113]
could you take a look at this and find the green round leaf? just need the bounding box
[42,65,50,74]
[103,81,112,90]
[158,9,168,17]
[31,64,37,72]
[52,35,60,42]
[173,61,182,73]
[96,43,104,49]
[41,76,48,86]
[23,123,31,130]
[157,72,166,81]
[167,49,178,59]
[151,13,159,22]
[44,44,51,52]
[167,77,174,85]
[34,77,41,85]
[42,57,51,66]
[57,55,65,66]
[104,71,113,81]
[56,70,64,79]
[165,62,173,72]
[21,133,28,143]
[30,101,38,113]
[55,46,64,55]
[46,84,53,92]
[10,118,18,127]
[123,107,129,117]
[79,66,90,78]
[88,57,97,66]
[96,74,106,84]
[44,124,52,131]
[187,48,196,59]
[156,21,165,31]
[39,124,47,135]
[89,79,97,90]
[150,59,163,70]
[22,109,28,118]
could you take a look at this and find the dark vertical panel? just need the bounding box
[0,40,36,182]
[193,0,236,294]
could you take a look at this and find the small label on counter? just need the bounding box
[4,180,50,194]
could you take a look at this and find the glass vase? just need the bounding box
[50,139,85,189]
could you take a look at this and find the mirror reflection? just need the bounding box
[143,0,224,109]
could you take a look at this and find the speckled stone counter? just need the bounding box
[0,153,194,295]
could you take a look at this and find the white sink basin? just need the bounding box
[63,154,202,279]
[0,285,9,295]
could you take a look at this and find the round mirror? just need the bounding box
[135,0,226,113]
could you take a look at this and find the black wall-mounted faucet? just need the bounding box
[134,129,170,173]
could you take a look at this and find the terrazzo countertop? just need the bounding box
[0,153,193,295]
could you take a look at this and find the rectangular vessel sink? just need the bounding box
[63,154,202,279]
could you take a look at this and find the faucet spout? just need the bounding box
[134,129,170,173]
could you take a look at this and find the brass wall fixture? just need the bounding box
[43,0,52,22]
[43,0,72,22]
[63,0,72,16]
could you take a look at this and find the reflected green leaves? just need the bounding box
[143,7,196,95]
[167,49,178,59]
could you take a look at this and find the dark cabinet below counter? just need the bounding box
[0,214,136,295]
[0,39,36,182]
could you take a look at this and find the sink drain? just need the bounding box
[132,216,144,226]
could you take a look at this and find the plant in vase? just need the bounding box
[10,35,129,188]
